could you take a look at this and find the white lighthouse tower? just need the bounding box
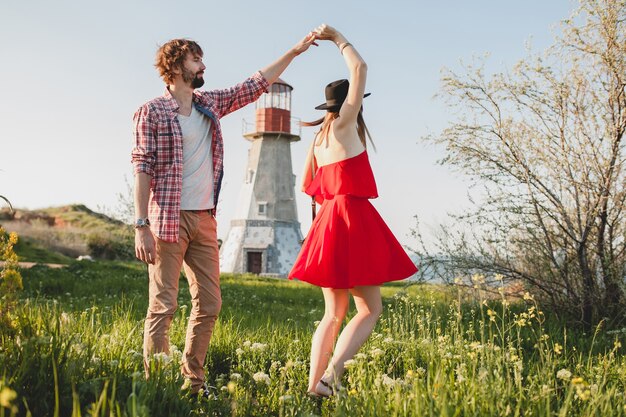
[219,79,303,276]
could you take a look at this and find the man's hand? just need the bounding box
[135,228,156,264]
[290,32,319,56]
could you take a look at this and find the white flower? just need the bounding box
[153,352,172,364]
[354,353,367,360]
[252,372,270,385]
[243,340,251,348]
[556,369,572,380]
[60,312,71,325]
[381,374,398,388]
[370,348,385,357]
[251,343,268,351]
[235,348,244,356]
[343,359,357,368]
[230,373,242,381]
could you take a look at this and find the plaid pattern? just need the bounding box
[132,71,269,242]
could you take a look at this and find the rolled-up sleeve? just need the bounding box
[131,105,156,177]
[205,72,270,119]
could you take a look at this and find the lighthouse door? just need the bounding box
[247,252,263,274]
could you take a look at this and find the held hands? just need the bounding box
[291,24,345,56]
[313,24,343,43]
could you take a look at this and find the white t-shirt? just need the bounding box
[178,106,215,210]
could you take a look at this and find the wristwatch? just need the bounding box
[134,218,151,229]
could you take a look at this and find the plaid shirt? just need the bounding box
[132,71,269,242]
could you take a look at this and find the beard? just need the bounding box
[182,68,205,88]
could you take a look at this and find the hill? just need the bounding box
[0,204,133,263]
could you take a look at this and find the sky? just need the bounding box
[1,0,575,247]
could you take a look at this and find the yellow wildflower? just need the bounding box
[0,387,17,408]
[554,343,563,355]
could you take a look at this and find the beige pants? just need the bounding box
[143,210,221,392]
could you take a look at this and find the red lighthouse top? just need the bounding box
[253,78,295,136]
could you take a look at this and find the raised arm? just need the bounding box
[259,32,318,85]
[315,25,367,129]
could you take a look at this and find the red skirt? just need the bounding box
[288,195,418,289]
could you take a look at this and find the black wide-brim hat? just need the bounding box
[315,79,371,111]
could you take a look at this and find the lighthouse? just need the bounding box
[219,79,303,276]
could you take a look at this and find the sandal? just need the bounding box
[314,378,334,397]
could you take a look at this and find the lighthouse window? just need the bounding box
[258,202,267,215]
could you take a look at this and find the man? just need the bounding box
[131,33,317,395]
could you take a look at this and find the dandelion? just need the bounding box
[253,372,270,385]
[575,387,591,401]
[557,369,572,381]
[554,343,563,355]
[0,387,17,408]
[349,388,358,396]
[227,381,236,393]
[571,377,585,385]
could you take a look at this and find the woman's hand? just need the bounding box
[313,24,343,43]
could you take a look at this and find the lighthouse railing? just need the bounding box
[242,116,302,138]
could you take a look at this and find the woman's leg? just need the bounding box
[308,287,349,392]
[318,285,382,390]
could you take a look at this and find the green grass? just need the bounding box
[13,237,74,264]
[1,261,626,416]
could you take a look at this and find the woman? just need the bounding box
[288,24,418,397]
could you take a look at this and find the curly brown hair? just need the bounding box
[154,39,203,85]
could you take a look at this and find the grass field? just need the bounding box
[2,260,626,416]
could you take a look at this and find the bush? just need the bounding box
[0,226,22,334]
[86,232,134,261]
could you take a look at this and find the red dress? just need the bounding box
[288,151,418,288]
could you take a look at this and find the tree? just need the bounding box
[420,0,626,326]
